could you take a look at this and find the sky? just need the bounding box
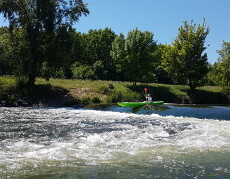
[74,0,230,64]
[1,0,230,64]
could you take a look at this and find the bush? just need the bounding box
[71,62,95,80]
[222,86,230,95]
[106,89,141,103]
[122,90,141,102]
[91,96,101,103]
[99,86,110,94]
[81,96,91,104]
[106,91,122,103]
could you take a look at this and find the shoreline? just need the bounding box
[1,99,229,108]
[1,77,230,107]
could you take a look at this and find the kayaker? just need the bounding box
[147,94,152,102]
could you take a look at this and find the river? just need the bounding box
[0,105,230,178]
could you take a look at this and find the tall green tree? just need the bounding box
[153,44,174,84]
[80,28,116,80]
[0,27,32,80]
[110,33,126,80]
[206,62,220,86]
[162,20,210,89]
[40,27,76,80]
[215,41,230,86]
[0,0,89,86]
[0,27,11,75]
[111,28,157,85]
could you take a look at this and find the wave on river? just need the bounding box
[0,105,230,178]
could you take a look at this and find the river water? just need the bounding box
[0,105,230,178]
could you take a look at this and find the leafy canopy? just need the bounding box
[111,28,157,85]
[162,19,210,89]
[0,0,89,86]
[215,41,230,86]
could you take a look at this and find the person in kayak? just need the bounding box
[146,94,152,102]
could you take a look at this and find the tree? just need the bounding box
[153,44,174,84]
[162,20,210,89]
[206,62,220,86]
[71,62,95,79]
[0,0,89,86]
[0,27,33,81]
[39,27,75,80]
[111,28,157,85]
[215,41,230,86]
[110,33,126,80]
[0,27,12,75]
[81,28,116,80]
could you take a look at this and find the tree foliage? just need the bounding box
[211,42,230,86]
[81,28,117,80]
[0,27,12,75]
[162,20,210,89]
[111,28,157,85]
[0,0,89,86]
[1,17,226,88]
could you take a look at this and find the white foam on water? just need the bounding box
[1,107,230,175]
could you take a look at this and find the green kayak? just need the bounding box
[117,101,164,107]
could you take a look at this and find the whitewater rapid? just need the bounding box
[0,107,230,178]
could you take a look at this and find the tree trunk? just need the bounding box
[27,30,39,87]
[27,0,41,87]
[188,76,194,90]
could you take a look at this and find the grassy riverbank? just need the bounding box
[0,76,229,107]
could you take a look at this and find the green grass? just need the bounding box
[0,76,229,106]
[0,76,15,89]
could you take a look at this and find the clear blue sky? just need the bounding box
[75,0,230,64]
[1,0,230,64]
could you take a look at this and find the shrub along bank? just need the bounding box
[0,76,229,107]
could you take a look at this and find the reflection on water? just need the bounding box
[0,106,230,178]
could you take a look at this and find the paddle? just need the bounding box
[144,88,148,101]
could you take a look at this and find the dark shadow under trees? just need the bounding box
[0,84,80,107]
[127,84,177,103]
[127,84,230,104]
[185,89,229,104]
